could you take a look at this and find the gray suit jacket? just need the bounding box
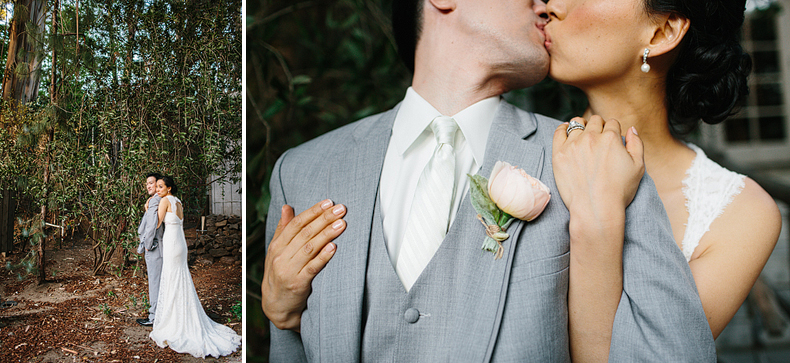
[265,102,716,362]
[138,194,164,252]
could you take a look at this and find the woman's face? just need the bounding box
[544,0,655,88]
[156,179,170,198]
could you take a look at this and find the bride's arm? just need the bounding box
[157,197,170,229]
[552,116,645,362]
[687,179,780,338]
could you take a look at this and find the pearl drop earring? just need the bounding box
[641,48,651,73]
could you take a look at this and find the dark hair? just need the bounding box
[157,175,178,195]
[392,0,423,74]
[645,0,752,135]
[146,172,162,180]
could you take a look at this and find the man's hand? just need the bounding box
[262,199,346,331]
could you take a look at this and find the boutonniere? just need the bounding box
[468,161,551,259]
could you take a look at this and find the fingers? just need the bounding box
[602,118,622,137]
[300,242,337,279]
[287,205,346,266]
[584,115,604,134]
[553,116,588,153]
[270,205,295,247]
[553,122,570,155]
[561,116,626,142]
[624,126,645,166]
[275,199,335,251]
[566,117,588,139]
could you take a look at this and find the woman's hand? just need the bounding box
[552,116,645,363]
[552,116,644,215]
[262,199,346,332]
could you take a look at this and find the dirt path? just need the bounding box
[0,238,242,362]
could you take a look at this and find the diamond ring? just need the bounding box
[566,120,585,136]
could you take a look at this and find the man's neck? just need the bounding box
[411,54,510,116]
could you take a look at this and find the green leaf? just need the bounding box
[262,98,286,120]
[481,236,498,254]
[468,174,499,225]
[291,75,312,85]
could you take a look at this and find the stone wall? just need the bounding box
[186,214,241,266]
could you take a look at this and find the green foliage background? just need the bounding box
[3,0,241,276]
[246,0,585,360]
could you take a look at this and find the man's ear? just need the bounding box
[429,0,455,12]
[647,13,690,57]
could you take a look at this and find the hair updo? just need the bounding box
[645,0,752,135]
[158,175,178,196]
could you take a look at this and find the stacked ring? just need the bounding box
[566,120,585,136]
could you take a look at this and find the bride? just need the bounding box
[545,0,782,360]
[149,176,241,358]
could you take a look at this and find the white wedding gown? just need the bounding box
[149,195,241,358]
[680,144,746,261]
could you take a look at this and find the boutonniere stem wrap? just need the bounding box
[469,161,551,259]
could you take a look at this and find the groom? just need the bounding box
[136,172,164,327]
[265,0,715,361]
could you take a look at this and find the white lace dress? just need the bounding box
[680,144,746,262]
[149,195,241,358]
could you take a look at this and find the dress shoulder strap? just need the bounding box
[166,195,181,207]
[680,144,745,262]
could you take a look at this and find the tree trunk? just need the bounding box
[50,0,58,105]
[37,129,52,284]
[35,0,60,285]
[2,0,46,104]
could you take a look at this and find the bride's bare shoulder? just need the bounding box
[732,178,780,238]
[704,177,780,256]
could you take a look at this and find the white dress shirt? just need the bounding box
[380,87,500,269]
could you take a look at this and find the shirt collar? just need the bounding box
[391,87,500,166]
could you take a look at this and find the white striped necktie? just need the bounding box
[396,116,458,291]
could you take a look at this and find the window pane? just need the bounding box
[726,118,751,142]
[756,83,784,106]
[751,16,777,41]
[758,116,785,140]
[753,51,780,74]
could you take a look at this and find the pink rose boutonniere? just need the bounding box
[468,161,551,259]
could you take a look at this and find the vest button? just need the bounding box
[404,308,420,323]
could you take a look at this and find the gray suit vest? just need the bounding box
[362,197,463,362]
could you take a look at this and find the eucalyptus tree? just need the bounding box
[2,0,46,104]
[3,0,241,278]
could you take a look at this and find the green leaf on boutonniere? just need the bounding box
[468,174,499,225]
[481,236,499,254]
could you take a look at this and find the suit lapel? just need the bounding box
[318,106,399,362]
[447,102,546,360]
